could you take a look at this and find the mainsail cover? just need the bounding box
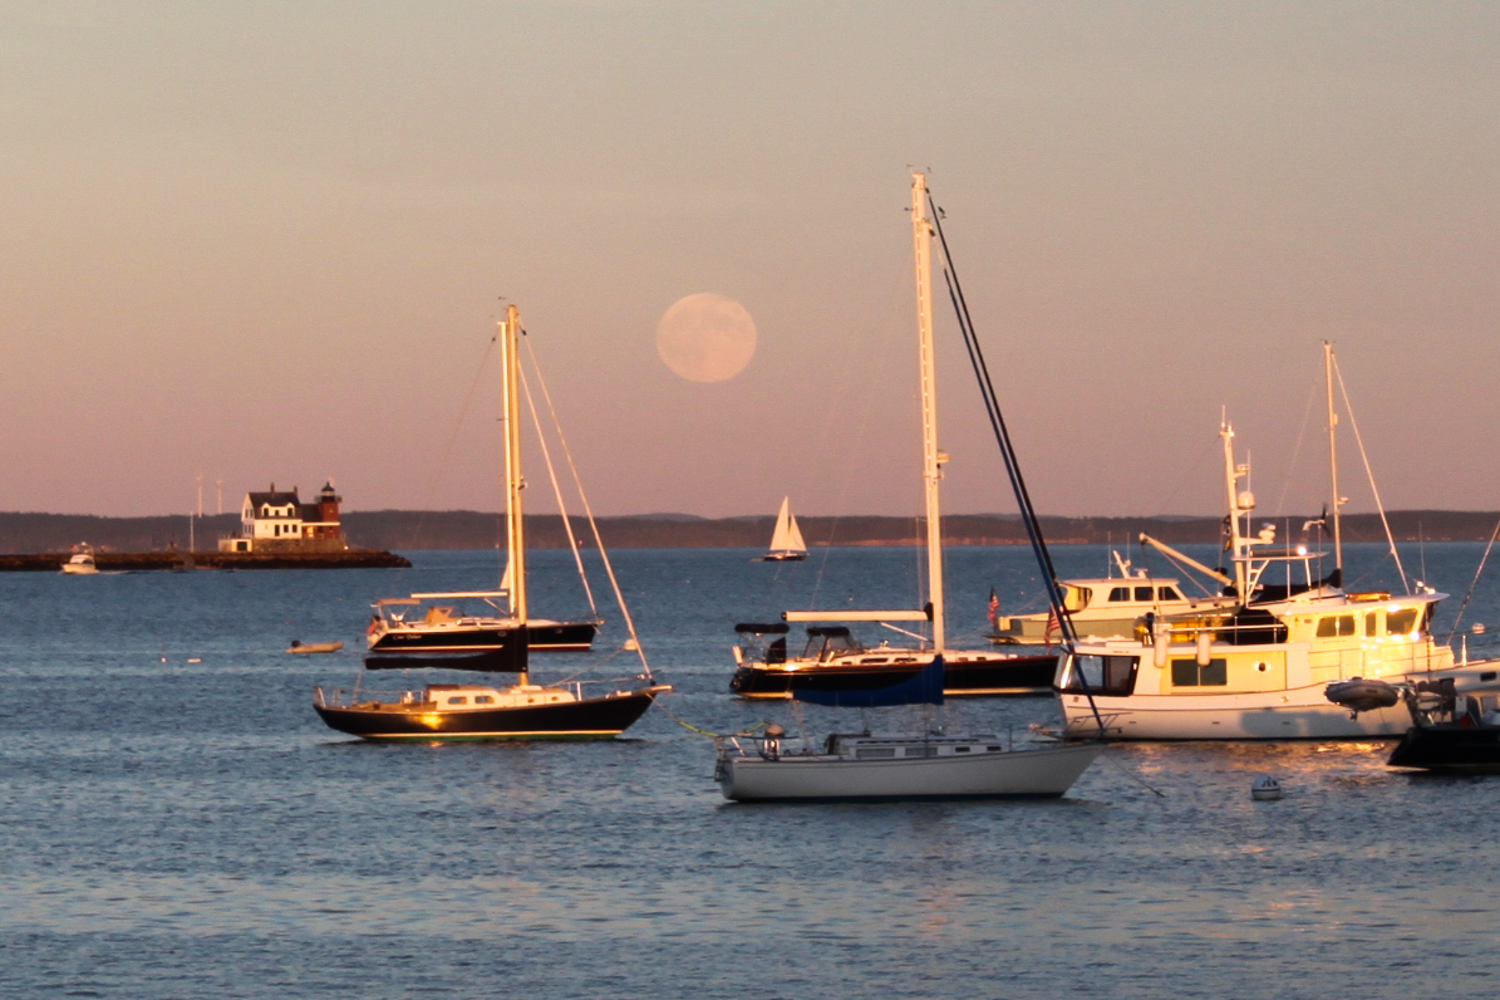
[791,656,945,708]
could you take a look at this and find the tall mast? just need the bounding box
[912,172,945,650]
[1222,420,1251,601]
[501,304,527,625]
[1324,340,1343,575]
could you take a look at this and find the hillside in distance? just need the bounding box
[2,509,1498,552]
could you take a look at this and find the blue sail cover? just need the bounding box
[791,656,945,708]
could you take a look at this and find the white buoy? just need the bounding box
[1251,775,1282,801]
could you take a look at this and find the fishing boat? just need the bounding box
[1327,677,1500,772]
[313,305,669,741]
[758,497,807,561]
[729,174,1058,700]
[61,546,98,575]
[715,657,1102,801]
[1056,347,1500,740]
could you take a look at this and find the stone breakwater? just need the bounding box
[0,550,410,571]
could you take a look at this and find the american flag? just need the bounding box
[986,588,999,627]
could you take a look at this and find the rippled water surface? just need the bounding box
[4,543,1500,998]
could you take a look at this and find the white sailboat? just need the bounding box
[758,497,807,561]
[1056,345,1500,740]
[729,173,1058,699]
[716,174,1104,801]
[313,304,670,741]
[716,657,1102,801]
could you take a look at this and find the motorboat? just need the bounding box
[989,551,1234,645]
[758,496,807,561]
[287,640,345,655]
[61,546,98,575]
[728,173,1057,700]
[1056,353,1500,740]
[313,305,669,741]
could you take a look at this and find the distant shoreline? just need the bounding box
[3,509,1497,553]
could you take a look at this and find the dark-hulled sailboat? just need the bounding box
[313,305,669,740]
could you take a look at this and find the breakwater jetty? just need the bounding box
[0,549,410,572]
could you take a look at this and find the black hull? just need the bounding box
[1388,724,1500,773]
[314,690,659,741]
[365,619,598,670]
[760,553,807,562]
[730,652,1057,699]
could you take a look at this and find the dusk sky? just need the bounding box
[3,2,1498,521]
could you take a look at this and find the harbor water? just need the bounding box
[4,542,1500,998]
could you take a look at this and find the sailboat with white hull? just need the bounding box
[313,305,669,741]
[729,174,1057,699]
[758,497,807,561]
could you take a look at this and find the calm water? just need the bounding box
[4,542,1500,999]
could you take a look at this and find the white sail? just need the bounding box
[766,497,807,558]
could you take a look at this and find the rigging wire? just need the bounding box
[1445,513,1500,643]
[517,362,600,619]
[1331,355,1410,592]
[519,329,654,682]
[924,189,1105,734]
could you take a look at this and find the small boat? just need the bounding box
[61,546,98,575]
[313,304,669,741]
[1329,677,1500,773]
[758,497,807,561]
[288,640,345,655]
[715,657,1102,801]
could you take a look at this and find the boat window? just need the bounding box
[1062,654,1138,696]
[860,658,889,665]
[1109,587,1129,602]
[855,747,896,759]
[1315,615,1356,638]
[446,696,468,705]
[1158,586,1181,601]
[1387,608,1420,636]
[1134,586,1153,602]
[903,746,939,757]
[1170,658,1227,687]
[954,746,970,753]
[1365,613,1378,637]
[473,695,494,705]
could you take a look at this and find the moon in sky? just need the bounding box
[655,293,757,383]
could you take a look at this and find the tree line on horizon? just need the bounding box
[1,509,1498,553]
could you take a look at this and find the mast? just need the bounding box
[912,172,945,650]
[501,305,527,627]
[1222,420,1252,601]
[1324,340,1343,575]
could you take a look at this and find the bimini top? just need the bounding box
[735,622,791,635]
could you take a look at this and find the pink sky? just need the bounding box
[3,2,1498,520]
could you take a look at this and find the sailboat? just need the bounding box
[715,655,1102,801]
[1056,345,1500,740]
[312,305,670,741]
[729,174,1058,699]
[758,497,807,561]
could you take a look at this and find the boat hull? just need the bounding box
[313,689,659,741]
[365,619,598,668]
[760,552,807,562]
[731,651,1058,699]
[1061,662,1500,740]
[719,742,1102,801]
[1388,724,1500,772]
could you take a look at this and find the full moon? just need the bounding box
[655,293,757,383]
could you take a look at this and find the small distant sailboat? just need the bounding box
[759,497,807,562]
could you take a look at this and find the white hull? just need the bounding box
[1061,662,1500,740]
[719,740,1102,801]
